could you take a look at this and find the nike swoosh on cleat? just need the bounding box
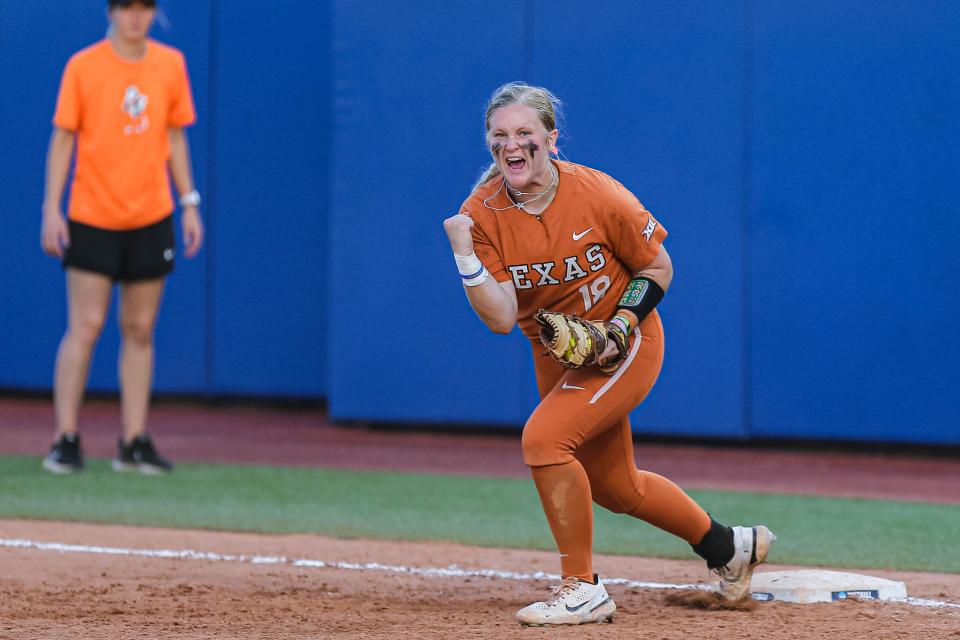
[572,227,594,241]
[565,597,611,614]
[564,601,590,613]
[561,382,586,391]
[590,597,613,612]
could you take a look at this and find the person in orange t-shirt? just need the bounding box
[443,83,776,626]
[40,0,203,475]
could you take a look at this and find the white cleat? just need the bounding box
[516,575,616,626]
[714,525,777,601]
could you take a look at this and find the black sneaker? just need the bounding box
[42,433,85,474]
[112,434,173,475]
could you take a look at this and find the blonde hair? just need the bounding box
[473,82,562,191]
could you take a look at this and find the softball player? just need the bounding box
[443,82,774,626]
[40,0,201,474]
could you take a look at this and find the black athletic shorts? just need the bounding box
[62,215,175,282]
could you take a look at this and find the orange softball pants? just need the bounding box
[522,311,711,581]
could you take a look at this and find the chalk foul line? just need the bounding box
[1,538,957,611]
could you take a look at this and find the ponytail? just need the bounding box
[472,163,502,191]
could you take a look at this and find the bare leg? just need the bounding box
[117,277,165,444]
[53,269,113,438]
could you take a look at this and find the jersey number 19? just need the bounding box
[578,275,611,312]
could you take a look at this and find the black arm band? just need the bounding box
[616,276,665,322]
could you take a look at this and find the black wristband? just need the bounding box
[616,276,665,321]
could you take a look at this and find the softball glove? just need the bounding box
[533,309,608,370]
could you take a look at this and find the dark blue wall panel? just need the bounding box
[150,0,211,393]
[0,0,209,394]
[209,1,330,396]
[3,1,958,444]
[328,1,749,436]
[328,1,537,424]
[531,0,748,438]
[0,1,90,389]
[751,2,960,444]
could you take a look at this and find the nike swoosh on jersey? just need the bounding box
[561,382,586,391]
[572,227,594,241]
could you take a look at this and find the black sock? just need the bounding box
[691,517,735,569]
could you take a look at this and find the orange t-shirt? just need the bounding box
[461,160,668,345]
[53,39,196,230]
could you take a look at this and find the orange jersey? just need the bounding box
[53,39,196,230]
[461,160,668,345]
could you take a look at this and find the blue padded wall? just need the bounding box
[0,1,89,390]
[750,2,960,444]
[208,1,330,396]
[328,1,750,436]
[531,0,749,438]
[0,1,329,399]
[0,0,210,393]
[151,0,211,393]
[3,1,958,444]
[328,1,538,424]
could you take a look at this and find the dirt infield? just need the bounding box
[3,398,960,638]
[2,520,959,640]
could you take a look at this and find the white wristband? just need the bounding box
[463,269,489,287]
[454,252,482,275]
[454,252,489,287]
[179,190,201,207]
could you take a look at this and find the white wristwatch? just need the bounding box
[179,190,202,207]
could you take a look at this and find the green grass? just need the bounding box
[1,455,957,573]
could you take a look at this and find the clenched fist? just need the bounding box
[443,212,475,256]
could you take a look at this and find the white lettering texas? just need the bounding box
[508,244,606,289]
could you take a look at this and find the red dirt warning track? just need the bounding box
[1,397,958,504]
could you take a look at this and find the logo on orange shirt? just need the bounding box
[641,217,658,241]
[122,85,150,135]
